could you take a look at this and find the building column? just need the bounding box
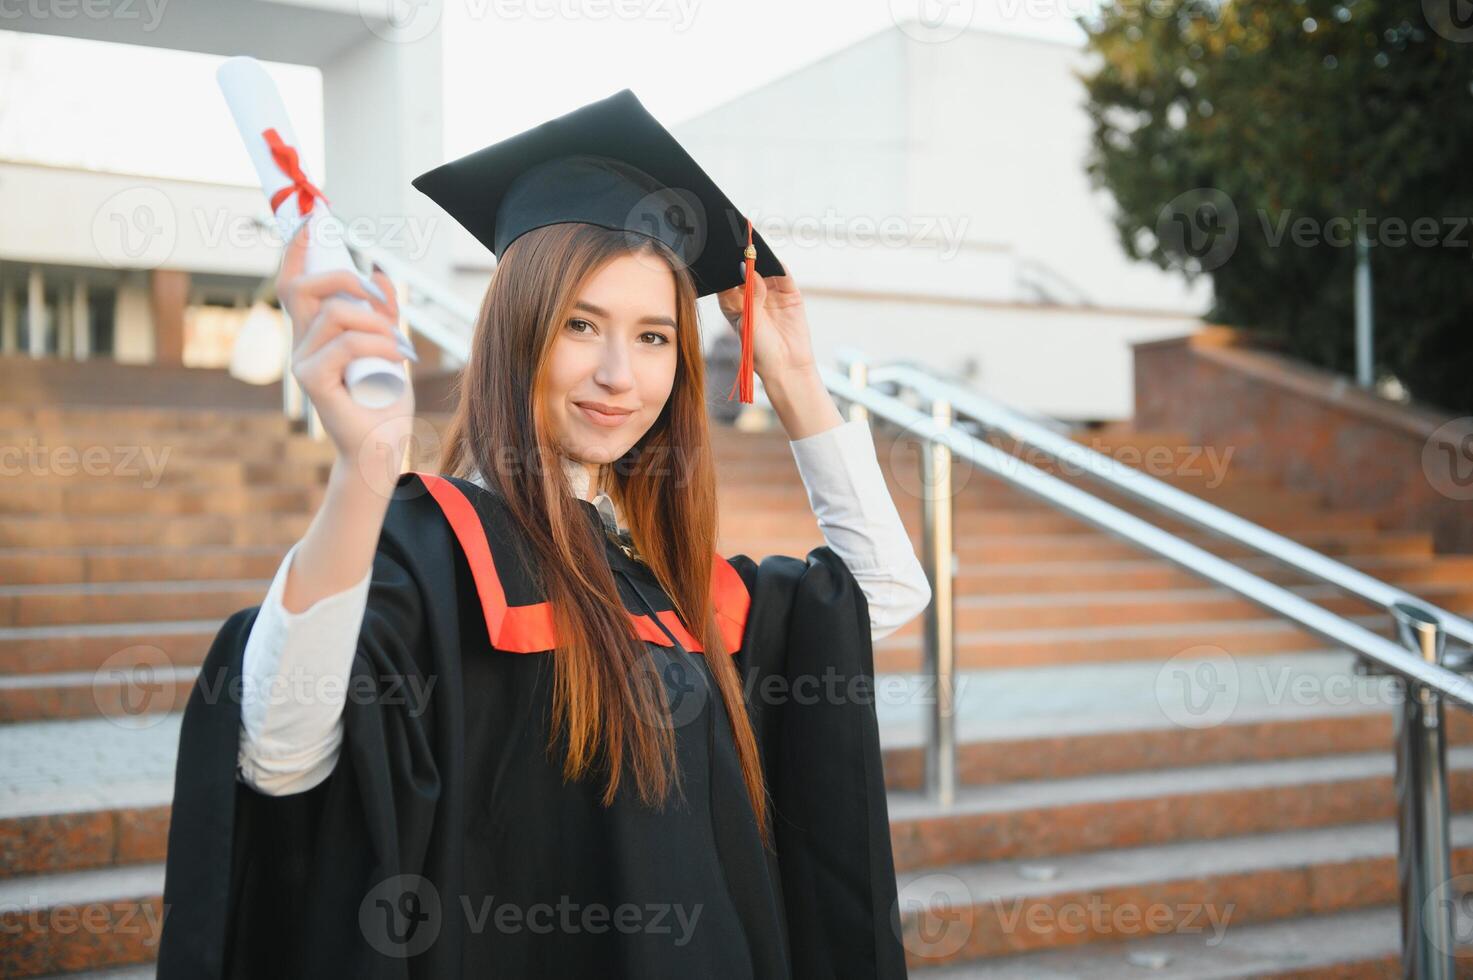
[72,280,91,360]
[322,29,450,372]
[27,266,47,357]
[150,268,189,366]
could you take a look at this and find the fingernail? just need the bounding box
[397,337,419,362]
[359,272,388,304]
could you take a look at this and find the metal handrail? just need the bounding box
[862,361,1473,650]
[825,356,1468,979]
[819,365,1473,707]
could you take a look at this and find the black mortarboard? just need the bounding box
[411,88,784,402]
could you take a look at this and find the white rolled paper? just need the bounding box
[216,55,407,409]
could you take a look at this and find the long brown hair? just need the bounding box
[438,222,770,846]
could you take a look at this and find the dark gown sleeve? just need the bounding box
[726,546,910,980]
[156,480,467,980]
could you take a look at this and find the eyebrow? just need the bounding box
[573,301,676,329]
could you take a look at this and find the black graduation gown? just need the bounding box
[155,470,909,979]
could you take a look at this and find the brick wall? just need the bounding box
[1134,327,1473,554]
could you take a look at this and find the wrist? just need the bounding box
[760,365,843,441]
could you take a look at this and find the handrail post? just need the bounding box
[920,398,957,806]
[1390,600,1454,979]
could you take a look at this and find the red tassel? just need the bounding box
[727,219,758,404]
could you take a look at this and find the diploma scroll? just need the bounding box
[216,55,407,409]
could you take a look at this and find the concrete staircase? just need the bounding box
[3,405,1473,977]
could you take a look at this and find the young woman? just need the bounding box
[158,91,930,980]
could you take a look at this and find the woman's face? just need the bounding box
[543,250,680,468]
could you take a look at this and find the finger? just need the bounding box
[290,270,387,309]
[279,219,310,282]
[297,298,404,361]
[366,266,400,321]
[295,331,410,392]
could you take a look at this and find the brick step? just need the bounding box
[0,864,164,977]
[7,460,330,490]
[0,546,286,586]
[0,485,322,518]
[0,660,202,723]
[885,746,1473,873]
[894,816,1473,969]
[877,652,1473,790]
[0,405,291,434]
[872,609,1452,672]
[0,581,271,628]
[0,514,312,549]
[910,903,1441,977]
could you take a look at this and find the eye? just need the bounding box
[567,318,596,335]
[640,331,672,346]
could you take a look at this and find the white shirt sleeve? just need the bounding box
[236,539,373,796]
[788,418,933,642]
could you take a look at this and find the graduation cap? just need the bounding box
[411,88,784,403]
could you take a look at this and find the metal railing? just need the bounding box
[826,354,1473,980]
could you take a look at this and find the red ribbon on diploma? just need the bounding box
[262,127,329,217]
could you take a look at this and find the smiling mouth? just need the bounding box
[576,403,634,427]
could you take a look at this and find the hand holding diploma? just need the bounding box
[216,55,410,409]
[277,223,418,470]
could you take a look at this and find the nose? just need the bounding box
[592,334,636,393]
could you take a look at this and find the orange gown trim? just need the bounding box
[415,472,751,655]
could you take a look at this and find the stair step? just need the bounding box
[0,863,164,978]
[902,834,1473,973]
[885,745,1473,871]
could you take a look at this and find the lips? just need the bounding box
[576,401,634,427]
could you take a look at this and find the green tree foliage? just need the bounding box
[1078,0,1473,414]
